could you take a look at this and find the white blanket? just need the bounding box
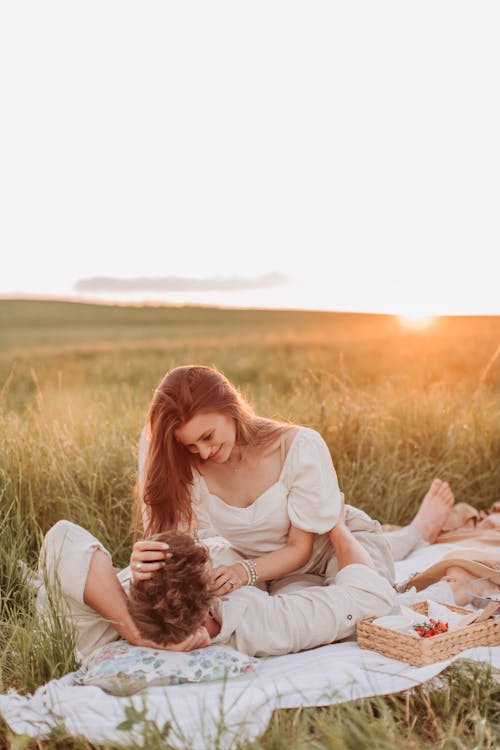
[1,543,499,749]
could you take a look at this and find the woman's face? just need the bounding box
[174,411,237,463]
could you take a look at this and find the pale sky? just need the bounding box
[1,2,499,316]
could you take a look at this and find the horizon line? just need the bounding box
[0,293,499,318]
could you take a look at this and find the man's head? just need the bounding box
[127,531,215,646]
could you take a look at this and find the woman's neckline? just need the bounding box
[197,427,305,510]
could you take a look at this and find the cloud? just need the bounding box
[74,273,288,293]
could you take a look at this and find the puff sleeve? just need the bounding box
[285,429,343,533]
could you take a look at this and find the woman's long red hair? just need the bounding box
[138,365,284,536]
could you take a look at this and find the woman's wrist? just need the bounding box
[232,562,250,586]
[234,559,258,586]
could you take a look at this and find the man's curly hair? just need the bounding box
[127,531,215,645]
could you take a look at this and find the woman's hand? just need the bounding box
[130,539,172,581]
[211,563,248,596]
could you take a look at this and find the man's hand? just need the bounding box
[135,626,211,652]
[211,563,247,596]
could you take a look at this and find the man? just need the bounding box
[37,506,396,660]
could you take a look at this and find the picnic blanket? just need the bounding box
[1,541,499,750]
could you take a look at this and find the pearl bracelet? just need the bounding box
[235,559,258,586]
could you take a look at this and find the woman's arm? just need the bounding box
[253,525,314,581]
[211,525,314,595]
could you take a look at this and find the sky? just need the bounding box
[1,2,499,317]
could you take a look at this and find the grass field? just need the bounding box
[0,299,499,749]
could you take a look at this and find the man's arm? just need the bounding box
[328,520,376,570]
[84,549,210,651]
[83,549,144,645]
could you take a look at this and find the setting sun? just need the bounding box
[398,314,436,330]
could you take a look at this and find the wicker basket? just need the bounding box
[357,601,500,667]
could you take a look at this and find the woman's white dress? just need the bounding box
[138,426,396,587]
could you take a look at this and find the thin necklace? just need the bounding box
[225,446,247,472]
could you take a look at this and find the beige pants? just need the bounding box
[384,524,428,561]
[36,517,404,659]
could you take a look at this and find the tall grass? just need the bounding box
[0,300,499,748]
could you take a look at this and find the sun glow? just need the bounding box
[398,314,436,330]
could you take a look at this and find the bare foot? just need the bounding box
[410,479,454,543]
[443,565,500,607]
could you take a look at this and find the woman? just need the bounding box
[132,365,456,602]
[136,364,337,593]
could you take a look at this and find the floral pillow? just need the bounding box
[73,640,259,696]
